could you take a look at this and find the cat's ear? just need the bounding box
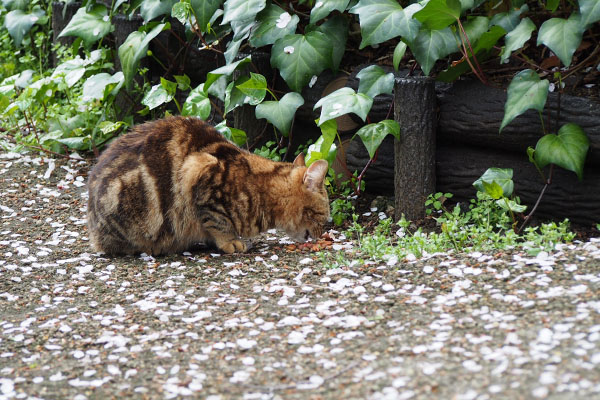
[293,153,305,167]
[303,160,328,192]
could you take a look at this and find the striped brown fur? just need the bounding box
[87,116,330,255]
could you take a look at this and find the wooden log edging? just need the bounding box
[394,77,436,221]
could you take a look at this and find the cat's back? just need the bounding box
[90,117,226,175]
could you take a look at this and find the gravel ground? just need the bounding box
[0,153,599,400]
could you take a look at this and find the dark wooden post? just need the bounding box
[394,76,436,221]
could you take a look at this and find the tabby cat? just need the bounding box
[87,116,330,255]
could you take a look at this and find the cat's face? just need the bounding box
[287,157,330,242]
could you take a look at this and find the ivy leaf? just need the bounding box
[222,0,266,25]
[437,25,505,82]
[497,198,527,213]
[58,5,112,47]
[118,23,167,91]
[215,121,247,146]
[500,69,549,132]
[142,83,173,110]
[224,73,266,114]
[409,27,459,75]
[140,0,177,22]
[490,4,528,32]
[356,65,394,98]
[56,136,89,150]
[4,8,45,47]
[314,87,373,125]
[481,181,504,200]
[82,72,124,102]
[271,31,331,92]
[580,0,600,27]
[249,4,299,48]
[534,123,589,181]
[204,55,251,93]
[356,120,400,159]
[500,17,535,64]
[473,167,514,197]
[255,92,304,137]
[171,2,191,24]
[51,58,86,87]
[190,0,223,33]
[537,14,584,67]
[393,41,407,71]
[414,0,461,30]
[182,83,211,120]
[459,16,489,45]
[307,15,348,72]
[306,120,338,167]
[310,0,350,24]
[349,0,422,48]
[2,0,28,11]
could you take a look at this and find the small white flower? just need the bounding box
[103,15,110,22]
[309,75,318,88]
[284,46,295,54]
[276,12,292,29]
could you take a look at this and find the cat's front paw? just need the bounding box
[220,239,247,254]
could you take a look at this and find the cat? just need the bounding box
[86,116,330,256]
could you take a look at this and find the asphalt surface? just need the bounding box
[0,153,599,400]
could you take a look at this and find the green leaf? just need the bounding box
[473,167,514,197]
[56,136,89,150]
[313,87,373,125]
[142,83,173,110]
[51,58,86,87]
[215,121,247,146]
[310,0,350,24]
[414,0,461,30]
[534,123,589,180]
[500,17,535,64]
[537,14,584,67]
[497,198,527,213]
[490,4,528,32]
[481,180,504,199]
[183,83,211,120]
[140,0,176,22]
[459,16,489,45]
[356,120,400,159]
[393,41,407,71]
[500,69,549,132]
[437,25,505,82]
[308,15,348,72]
[4,8,45,47]
[356,65,394,98]
[204,55,251,93]
[160,77,177,95]
[118,23,167,91]
[2,0,27,11]
[171,2,191,24]
[190,0,223,33]
[306,123,338,167]
[222,0,266,24]
[580,0,600,27]
[271,31,331,92]
[249,4,299,48]
[58,5,112,47]
[0,94,10,113]
[174,74,191,91]
[255,92,304,137]
[82,72,124,102]
[545,0,559,12]
[350,0,422,48]
[224,73,266,114]
[410,27,459,75]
